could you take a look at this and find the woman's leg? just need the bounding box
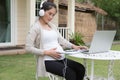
[66,58,85,80]
[45,60,77,80]
[45,59,85,80]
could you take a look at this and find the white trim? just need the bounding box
[26,0,35,30]
[0,0,17,47]
[30,0,36,26]
[11,0,17,45]
[29,0,36,27]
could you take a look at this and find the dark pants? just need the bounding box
[45,58,85,80]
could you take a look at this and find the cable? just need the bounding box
[62,58,68,78]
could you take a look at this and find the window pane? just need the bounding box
[0,0,11,43]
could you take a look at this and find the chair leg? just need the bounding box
[35,75,38,80]
[48,72,65,80]
[35,56,39,80]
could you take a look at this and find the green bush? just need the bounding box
[69,32,85,46]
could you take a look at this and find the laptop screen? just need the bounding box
[88,30,116,53]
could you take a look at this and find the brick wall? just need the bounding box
[59,8,97,43]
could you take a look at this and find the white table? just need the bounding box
[69,50,120,80]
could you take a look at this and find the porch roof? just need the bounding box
[59,1,107,15]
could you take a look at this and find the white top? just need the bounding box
[42,29,65,60]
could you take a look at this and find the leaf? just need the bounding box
[69,32,85,46]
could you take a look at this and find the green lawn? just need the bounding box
[0,44,120,80]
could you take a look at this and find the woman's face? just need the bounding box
[42,7,56,24]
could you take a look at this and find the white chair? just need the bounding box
[35,56,65,80]
[48,72,66,80]
[36,72,65,80]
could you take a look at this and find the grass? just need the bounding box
[0,54,36,80]
[0,44,120,80]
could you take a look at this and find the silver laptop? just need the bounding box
[83,30,116,54]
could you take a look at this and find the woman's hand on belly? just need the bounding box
[44,48,61,59]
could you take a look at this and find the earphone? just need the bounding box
[39,0,47,16]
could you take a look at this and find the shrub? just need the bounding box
[69,32,85,46]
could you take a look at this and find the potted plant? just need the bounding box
[69,32,85,46]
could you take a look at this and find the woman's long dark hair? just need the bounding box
[41,2,57,11]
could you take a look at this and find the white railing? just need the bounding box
[57,27,70,40]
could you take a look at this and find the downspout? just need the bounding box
[102,15,104,30]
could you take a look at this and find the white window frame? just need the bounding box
[0,0,17,47]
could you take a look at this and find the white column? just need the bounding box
[67,0,75,33]
[26,0,35,30]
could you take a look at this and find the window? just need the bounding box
[0,0,11,43]
[35,0,41,16]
